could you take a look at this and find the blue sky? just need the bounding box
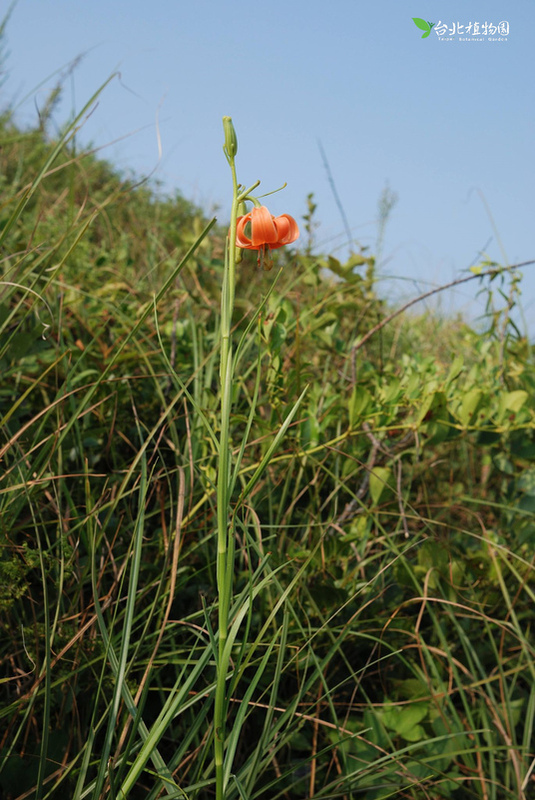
[3,0,534,329]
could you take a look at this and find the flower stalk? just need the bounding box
[213,117,239,800]
[214,117,298,800]
[215,117,260,800]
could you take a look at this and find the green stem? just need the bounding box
[214,144,240,800]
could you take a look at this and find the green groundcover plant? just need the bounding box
[1,68,535,800]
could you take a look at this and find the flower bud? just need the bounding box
[222,116,238,159]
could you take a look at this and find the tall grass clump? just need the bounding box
[1,70,535,800]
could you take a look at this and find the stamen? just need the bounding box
[257,246,274,271]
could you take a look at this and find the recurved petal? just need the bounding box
[249,206,279,246]
[273,214,299,245]
[236,213,254,247]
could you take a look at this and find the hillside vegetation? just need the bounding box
[1,82,535,800]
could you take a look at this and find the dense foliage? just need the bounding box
[0,86,534,800]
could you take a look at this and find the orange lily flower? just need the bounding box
[235,205,299,269]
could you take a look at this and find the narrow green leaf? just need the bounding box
[238,385,309,503]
